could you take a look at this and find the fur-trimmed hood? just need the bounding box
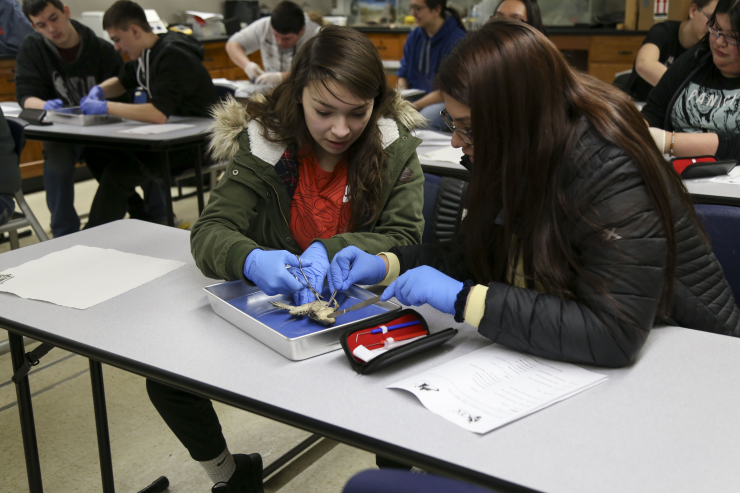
[207,91,426,164]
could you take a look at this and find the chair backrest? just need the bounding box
[422,173,441,244]
[6,117,26,163]
[694,204,740,300]
[422,173,468,244]
[215,85,237,101]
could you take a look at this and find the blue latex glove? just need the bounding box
[87,85,105,101]
[291,242,330,305]
[244,249,308,296]
[43,99,63,111]
[328,245,387,293]
[381,266,463,315]
[80,98,108,115]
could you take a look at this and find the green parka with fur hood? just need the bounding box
[191,95,426,283]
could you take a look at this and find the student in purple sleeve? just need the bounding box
[627,0,717,101]
[0,0,34,55]
[397,0,465,131]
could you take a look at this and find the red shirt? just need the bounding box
[289,152,351,251]
[56,43,80,63]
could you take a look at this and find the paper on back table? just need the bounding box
[389,344,607,434]
[0,245,186,309]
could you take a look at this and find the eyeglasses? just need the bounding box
[698,7,711,19]
[440,109,473,145]
[410,5,428,13]
[707,23,740,47]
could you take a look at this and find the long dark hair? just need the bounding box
[493,0,546,34]
[435,21,704,317]
[247,25,394,230]
[424,0,466,31]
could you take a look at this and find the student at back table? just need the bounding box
[627,0,717,101]
[225,0,320,86]
[78,0,219,229]
[15,0,126,237]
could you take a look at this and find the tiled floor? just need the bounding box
[0,179,377,492]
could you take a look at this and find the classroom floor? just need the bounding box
[0,180,378,493]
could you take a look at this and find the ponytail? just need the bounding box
[445,6,466,31]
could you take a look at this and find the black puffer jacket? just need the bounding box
[391,122,740,368]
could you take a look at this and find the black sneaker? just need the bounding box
[211,453,264,493]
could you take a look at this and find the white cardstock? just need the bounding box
[0,245,186,309]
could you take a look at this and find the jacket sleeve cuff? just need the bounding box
[226,240,257,283]
[464,284,488,328]
[378,252,401,286]
[316,237,349,261]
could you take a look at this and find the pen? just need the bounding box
[355,320,421,342]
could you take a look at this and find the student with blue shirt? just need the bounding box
[397,0,465,130]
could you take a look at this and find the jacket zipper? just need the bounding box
[234,158,290,230]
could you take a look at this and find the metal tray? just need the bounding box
[47,107,123,126]
[204,281,401,360]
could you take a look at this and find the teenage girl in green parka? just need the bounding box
[149,25,426,492]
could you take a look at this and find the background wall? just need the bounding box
[58,0,332,25]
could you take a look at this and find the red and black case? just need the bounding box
[338,308,458,374]
[672,156,736,179]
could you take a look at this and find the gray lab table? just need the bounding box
[19,116,213,226]
[2,220,740,493]
[415,131,740,209]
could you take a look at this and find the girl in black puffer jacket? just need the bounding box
[329,20,740,368]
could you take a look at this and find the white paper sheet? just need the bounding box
[0,245,186,309]
[420,146,464,164]
[389,344,607,434]
[413,129,453,144]
[119,124,195,135]
[401,88,426,98]
[0,101,22,117]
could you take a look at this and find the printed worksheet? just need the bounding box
[389,344,607,434]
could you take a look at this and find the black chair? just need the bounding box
[0,118,49,248]
[422,172,467,244]
[694,204,740,300]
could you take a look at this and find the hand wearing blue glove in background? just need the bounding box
[87,85,105,101]
[381,266,463,315]
[291,242,330,305]
[80,99,108,115]
[244,249,309,296]
[43,99,63,111]
[328,246,387,293]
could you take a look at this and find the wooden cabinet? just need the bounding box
[364,33,406,61]
[550,34,643,84]
[203,41,260,80]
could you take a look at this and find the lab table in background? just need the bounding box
[18,116,213,226]
[2,220,740,493]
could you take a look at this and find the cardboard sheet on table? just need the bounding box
[227,286,388,338]
[0,245,186,309]
[420,146,464,164]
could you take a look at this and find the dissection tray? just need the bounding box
[47,107,123,126]
[204,281,400,360]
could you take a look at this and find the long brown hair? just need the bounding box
[435,21,704,317]
[247,25,394,230]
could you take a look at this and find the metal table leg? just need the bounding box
[9,332,43,493]
[161,151,175,226]
[89,360,115,493]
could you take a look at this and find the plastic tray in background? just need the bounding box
[47,107,123,126]
[204,281,400,360]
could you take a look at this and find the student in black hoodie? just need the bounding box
[80,0,218,228]
[15,0,126,237]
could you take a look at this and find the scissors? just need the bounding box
[285,255,323,301]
